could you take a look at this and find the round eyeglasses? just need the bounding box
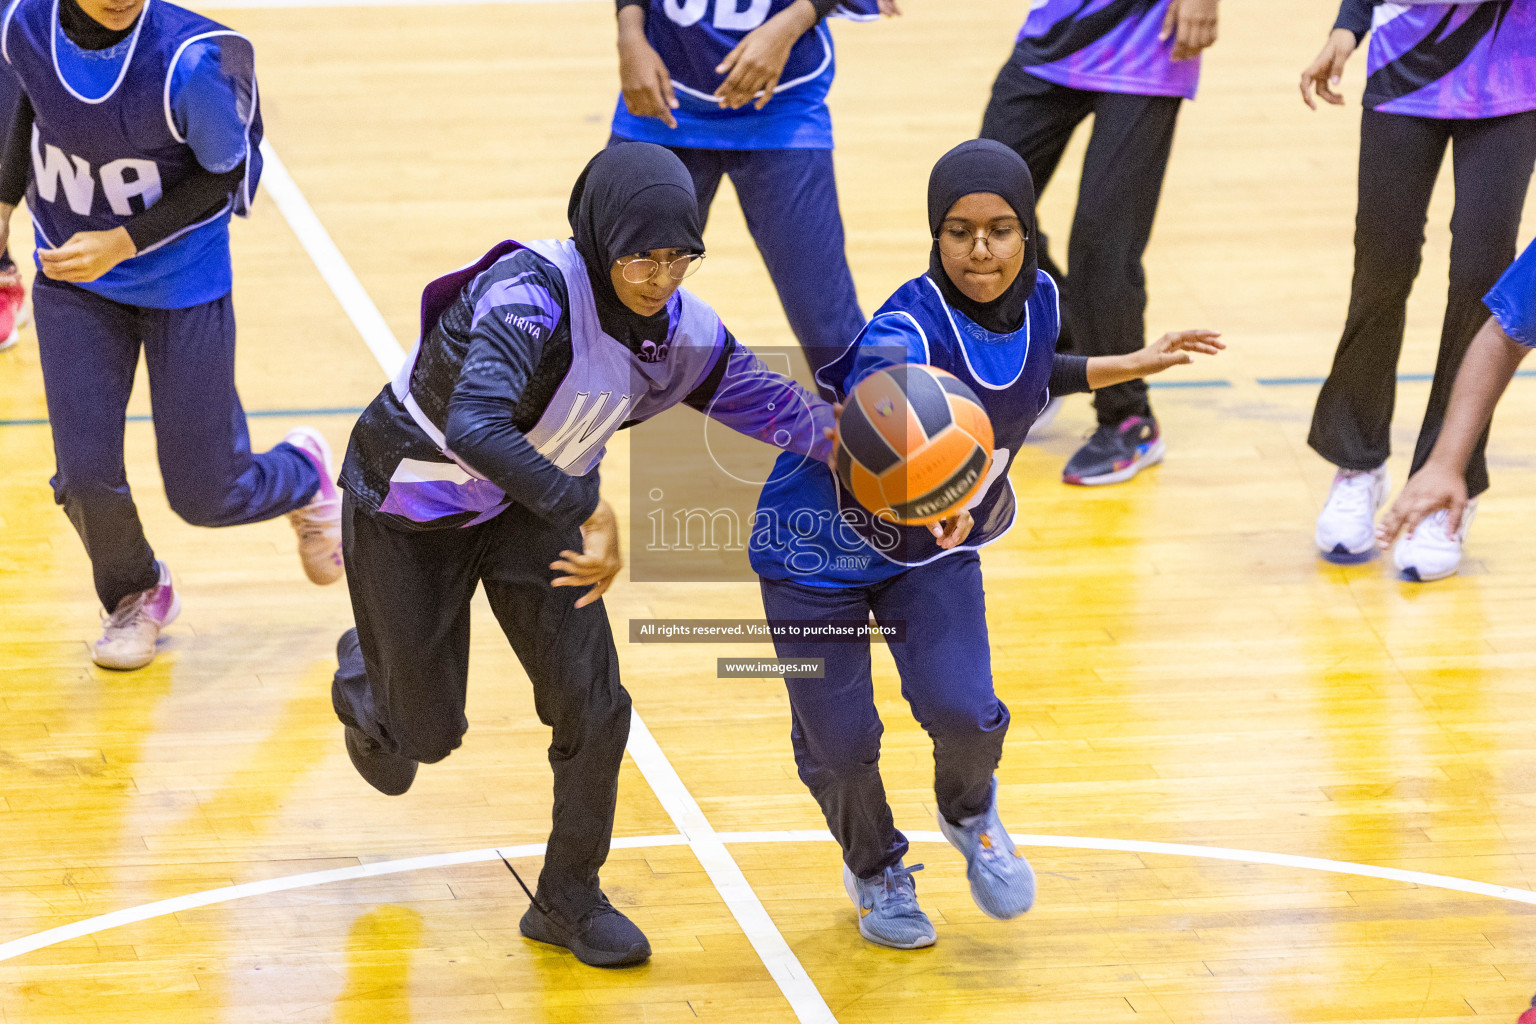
[617,252,706,284]
[934,221,1026,261]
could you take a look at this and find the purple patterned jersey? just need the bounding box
[1364,1,1536,119]
[341,238,833,530]
[1013,0,1200,100]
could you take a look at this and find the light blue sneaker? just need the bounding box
[842,859,937,949]
[938,777,1036,920]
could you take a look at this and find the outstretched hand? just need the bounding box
[1137,329,1224,375]
[1300,28,1357,110]
[1377,464,1468,550]
[551,500,623,609]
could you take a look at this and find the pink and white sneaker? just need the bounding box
[93,560,180,670]
[283,427,344,585]
[0,271,26,352]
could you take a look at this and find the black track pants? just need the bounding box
[982,61,1183,427]
[1308,108,1536,497]
[332,494,630,914]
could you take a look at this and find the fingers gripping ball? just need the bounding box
[835,365,994,526]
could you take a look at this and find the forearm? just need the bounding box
[1332,0,1372,43]
[0,93,34,207]
[699,346,834,463]
[124,163,244,252]
[1048,354,1090,396]
[1084,352,1150,390]
[777,0,821,37]
[445,403,601,531]
[618,2,645,37]
[1422,318,1528,473]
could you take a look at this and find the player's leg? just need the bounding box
[1393,109,1536,580]
[1309,110,1447,560]
[477,503,646,967]
[759,574,934,949]
[0,67,24,352]
[876,552,1034,921]
[32,279,172,669]
[140,292,342,583]
[645,141,726,226]
[728,149,865,385]
[1059,89,1182,486]
[979,62,1094,340]
[332,492,482,794]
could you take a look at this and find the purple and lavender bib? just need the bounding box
[1364,1,1536,119]
[1013,0,1200,100]
[381,238,724,524]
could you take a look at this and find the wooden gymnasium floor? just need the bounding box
[2,1,1536,1021]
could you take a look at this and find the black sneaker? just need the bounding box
[519,894,651,968]
[344,725,417,796]
[1062,415,1165,486]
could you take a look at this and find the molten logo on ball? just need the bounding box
[833,364,995,526]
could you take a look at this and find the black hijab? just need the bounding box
[926,139,1039,336]
[569,143,706,353]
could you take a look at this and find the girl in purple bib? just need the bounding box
[330,143,833,968]
[1301,0,1536,581]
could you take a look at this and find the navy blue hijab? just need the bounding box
[926,139,1040,335]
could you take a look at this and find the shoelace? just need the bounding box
[873,863,924,913]
[1412,509,1455,543]
[290,498,339,540]
[969,821,1019,868]
[1326,472,1376,516]
[101,591,151,633]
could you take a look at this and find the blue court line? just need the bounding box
[1147,379,1231,389]
[1258,370,1536,387]
[0,406,366,428]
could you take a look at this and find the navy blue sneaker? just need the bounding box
[520,893,651,967]
[1063,415,1165,486]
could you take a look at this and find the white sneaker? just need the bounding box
[1316,465,1390,562]
[1393,498,1477,582]
[283,427,344,585]
[92,561,180,670]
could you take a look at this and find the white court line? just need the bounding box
[627,716,836,1023]
[0,836,687,964]
[256,141,406,378]
[5,829,1535,964]
[255,140,836,1023]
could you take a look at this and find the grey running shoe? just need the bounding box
[938,777,1036,920]
[843,859,937,949]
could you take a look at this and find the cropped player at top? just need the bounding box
[330,143,834,968]
[612,0,893,383]
[981,0,1221,486]
[749,139,1221,949]
[1301,0,1536,580]
[0,0,343,671]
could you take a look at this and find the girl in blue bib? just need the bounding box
[0,0,342,672]
[752,140,1221,949]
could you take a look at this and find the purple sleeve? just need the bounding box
[692,339,835,464]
